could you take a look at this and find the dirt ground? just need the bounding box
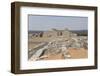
[42,48,88,60]
[68,48,88,59]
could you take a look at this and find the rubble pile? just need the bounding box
[43,36,87,58]
[29,36,88,61]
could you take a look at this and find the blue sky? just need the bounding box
[28,15,88,31]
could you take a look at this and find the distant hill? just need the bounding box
[71,30,88,36]
[28,31,44,34]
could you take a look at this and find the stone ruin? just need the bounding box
[28,28,88,61]
[29,28,77,38]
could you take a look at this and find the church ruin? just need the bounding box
[29,28,77,38]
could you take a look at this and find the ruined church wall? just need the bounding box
[43,31,57,38]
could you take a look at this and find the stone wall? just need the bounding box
[29,28,77,38]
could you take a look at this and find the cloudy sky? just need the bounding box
[28,15,88,31]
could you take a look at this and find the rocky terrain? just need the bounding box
[28,36,88,61]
